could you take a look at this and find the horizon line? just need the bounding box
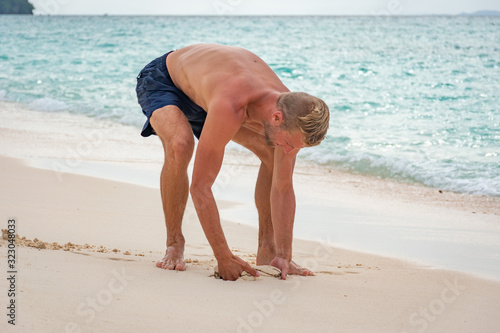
[18,12,500,17]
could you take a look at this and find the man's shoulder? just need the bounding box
[210,78,278,115]
[173,44,285,109]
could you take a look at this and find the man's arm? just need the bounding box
[269,147,298,280]
[190,100,259,281]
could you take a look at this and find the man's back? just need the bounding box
[166,44,288,113]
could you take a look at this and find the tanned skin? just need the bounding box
[150,44,314,280]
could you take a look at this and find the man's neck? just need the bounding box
[246,91,281,126]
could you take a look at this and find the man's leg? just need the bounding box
[232,128,276,264]
[149,105,195,271]
[254,159,276,264]
[232,128,313,275]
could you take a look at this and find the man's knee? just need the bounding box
[149,106,195,165]
[167,138,194,163]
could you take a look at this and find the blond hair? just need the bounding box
[277,92,330,147]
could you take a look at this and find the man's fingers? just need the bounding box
[245,265,260,277]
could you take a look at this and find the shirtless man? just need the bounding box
[136,44,329,281]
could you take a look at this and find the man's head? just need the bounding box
[275,92,330,147]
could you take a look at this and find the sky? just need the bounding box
[29,0,500,16]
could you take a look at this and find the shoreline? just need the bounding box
[1,100,499,280]
[2,100,500,331]
[19,153,500,280]
[1,99,498,208]
[2,154,500,332]
[5,152,500,281]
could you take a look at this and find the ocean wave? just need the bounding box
[28,97,69,112]
[300,149,500,197]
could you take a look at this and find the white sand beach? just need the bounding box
[1,100,500,332]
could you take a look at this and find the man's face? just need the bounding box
[264,123,305,154]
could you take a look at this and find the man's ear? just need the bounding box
[271,111,284,126]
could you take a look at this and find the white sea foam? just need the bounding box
[300,148,500,197]
[28,97,69,112]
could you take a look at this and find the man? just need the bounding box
[136,44,329,281]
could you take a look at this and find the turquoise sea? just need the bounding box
[1,15,499,197]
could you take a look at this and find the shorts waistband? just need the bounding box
[160,50,175,72]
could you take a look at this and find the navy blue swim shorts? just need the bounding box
[136,51,207,139]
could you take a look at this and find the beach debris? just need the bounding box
[0,233,143,257]
[2,229,11,240]
[254,265,282,277]
[34,241,46,249]
[184,258,200,264]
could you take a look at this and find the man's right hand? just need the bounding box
[217,254,260,281]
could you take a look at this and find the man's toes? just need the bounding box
[293,267,313,276]
[156,260,167,269]
[156,259,174,270]
[156,254,186,271]
[175,262,186,271]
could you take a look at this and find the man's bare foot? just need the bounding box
[256,246,275,266]
[268,256,314,279]
[288,261,314,276]
[258,248,313,278]
[257,244,314,277]
[156,245,186,271]
[269,257,314,280]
